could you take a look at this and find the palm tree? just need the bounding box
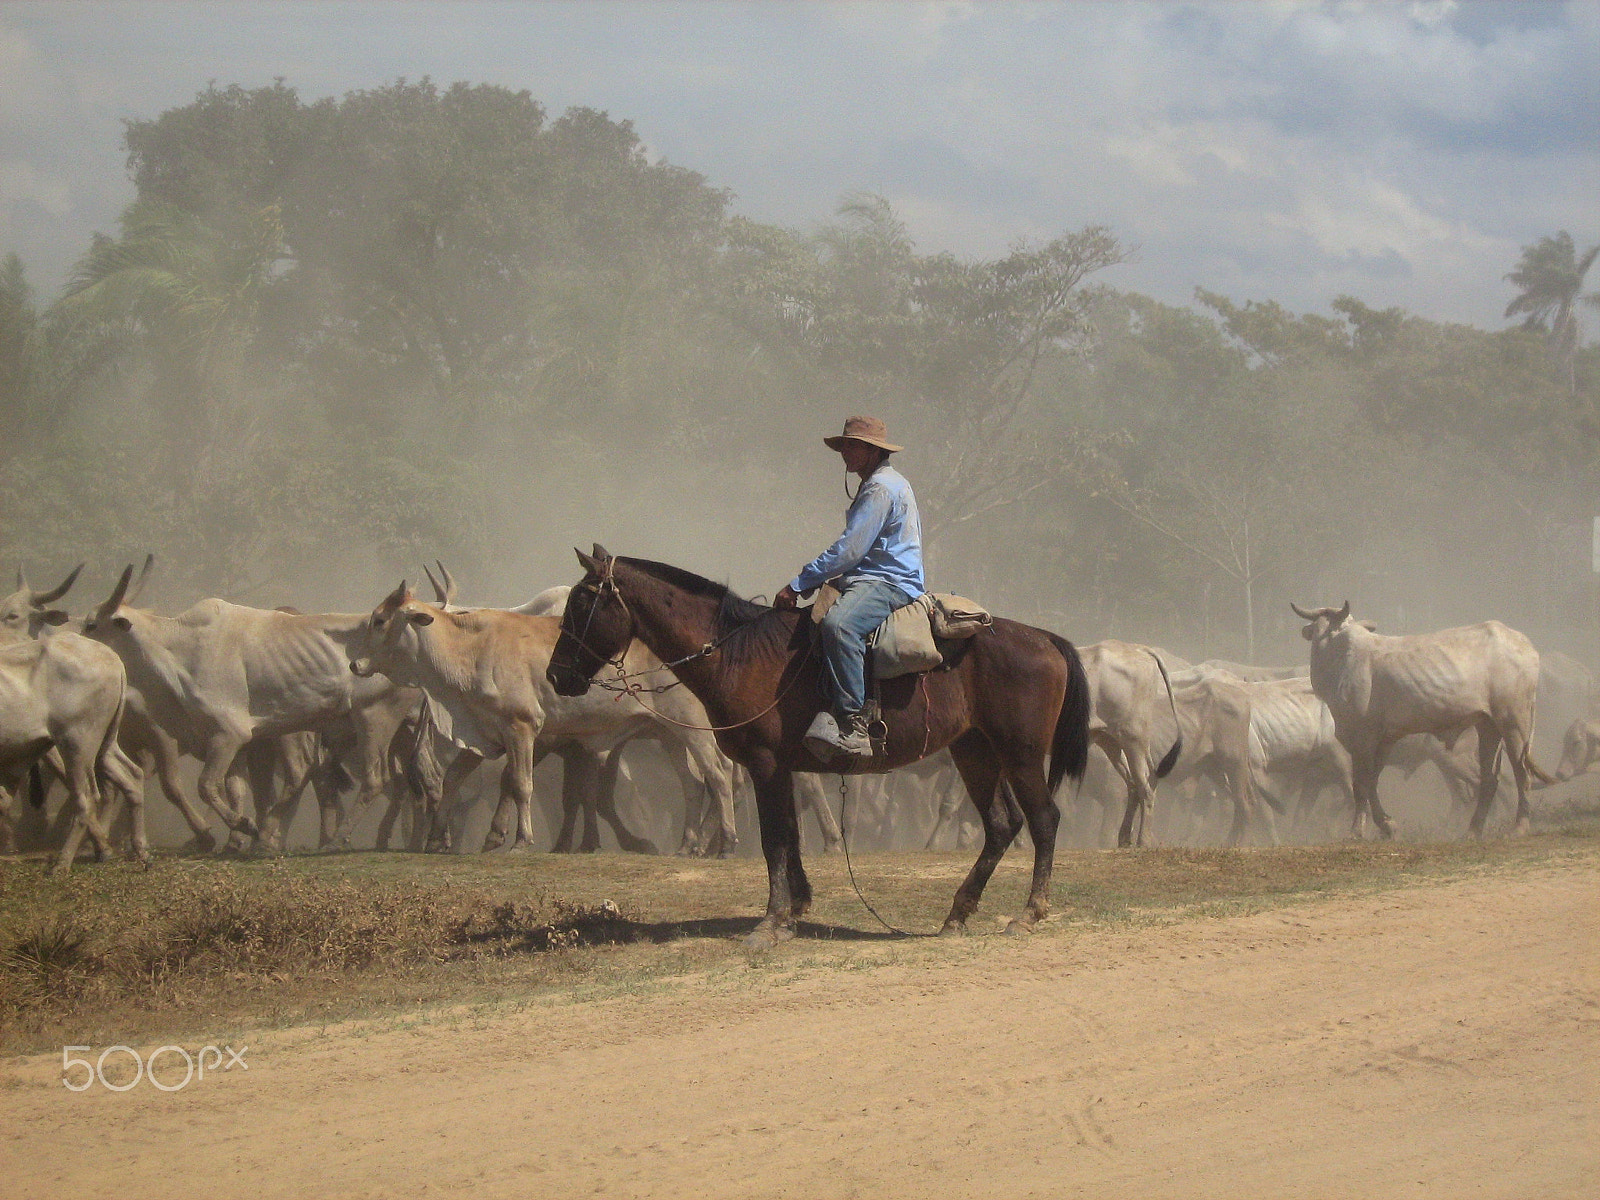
[52,199,287,426]
[1503,230,1600,393]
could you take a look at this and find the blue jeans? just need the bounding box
[818,579,915,715]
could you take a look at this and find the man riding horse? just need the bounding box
[773,415,924,761]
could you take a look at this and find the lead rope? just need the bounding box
[836,774,908,937]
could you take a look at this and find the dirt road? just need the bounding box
[3,861,1596,1199]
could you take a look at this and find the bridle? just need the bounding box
[560,557,817,732]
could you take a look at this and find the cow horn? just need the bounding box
[14,566,24,591]
[1335,599,1351,622]
[99,564,135,617]
[433,560,457,605]
[1290,602,1319,620]
[124,554,155,607]
[423,564,448,605]
[31,562,84,606]
[381,580,409,609]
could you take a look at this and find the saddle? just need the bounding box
[810,584,994,679]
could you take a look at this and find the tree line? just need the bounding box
[2,78,1596,664]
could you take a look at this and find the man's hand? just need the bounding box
[773,584,800,611]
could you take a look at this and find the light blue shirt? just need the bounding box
[790,463,925,598]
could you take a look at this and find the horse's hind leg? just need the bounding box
[940,733,1023,936]
[1005,758,1060,933]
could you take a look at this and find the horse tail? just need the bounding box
[1044,632,1093,796]
[1146,649,1183,780]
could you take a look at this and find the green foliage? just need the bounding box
[0,76,1593,664]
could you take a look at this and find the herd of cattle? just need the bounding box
[2,558,1598,873]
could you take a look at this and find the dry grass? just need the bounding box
[2,794,1596,1055]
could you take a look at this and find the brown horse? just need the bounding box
[546,547,1092,943]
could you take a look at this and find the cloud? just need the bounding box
[0,0,1593,331]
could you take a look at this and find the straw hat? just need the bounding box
[823,415,903,453]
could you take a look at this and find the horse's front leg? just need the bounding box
[747,759,807,945]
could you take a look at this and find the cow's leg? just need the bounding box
[134,731,213,849]
[576,746,658,854]
[657,741,709,856]
[561,747,604,853]
[51,741,114,874]
[100,743,148,863]
[432,748,480,852]
[745,754,805,946]
[324,711,400,850]
[504,726,539,851]
[679,734,739,858]
[195,730,258,846]
[1105,744,1149,849]
[549,746,582,852]
[1468,720,1504,839]
[809,772,844,854]
[940,731,1021,935]
[1352,752,1394,840]
[1502,723,1535,837]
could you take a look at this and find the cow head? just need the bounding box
[547,544,630,697]
[81,555,154,641]
[1556,717,1600,782]
[350,581,438,681]
[0,563,82,642]
[1291,601,1355,645]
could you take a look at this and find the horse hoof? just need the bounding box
[938,921,967,938]
[743,923,795,948]
[1003,918,1035,936]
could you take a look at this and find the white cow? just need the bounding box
[80,558,417,850]
[1292,602,1553,838]
[1079,640,1186,847]
[0,564,146,870]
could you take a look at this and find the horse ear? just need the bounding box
[591,543,611,562]
[575,547,600,574]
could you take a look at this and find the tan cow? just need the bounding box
[407,573,740,857]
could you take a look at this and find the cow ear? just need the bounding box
[1358,620,1377,631]
[409,611,434,626]
[1301,626,1314,641]
[112,614,132,631]
[42,609,69,626]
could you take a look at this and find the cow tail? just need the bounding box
[1044,632,1093,796]
[1147,650,1183,779]
[1525,749,1558,787]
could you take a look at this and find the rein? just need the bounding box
[567,562,816,735]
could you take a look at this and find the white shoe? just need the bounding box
[804,710,873,761]
[805,711,843,760]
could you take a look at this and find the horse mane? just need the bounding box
[620,557,796,668]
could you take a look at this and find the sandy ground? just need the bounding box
[2,861,1596,1200]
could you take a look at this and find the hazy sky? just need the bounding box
[2,1,1596,331]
